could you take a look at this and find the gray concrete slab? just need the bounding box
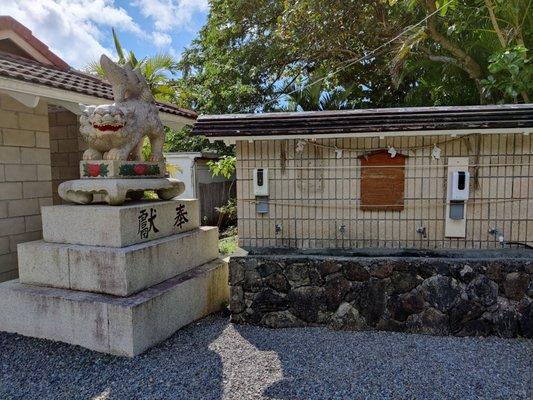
[0,259,229,357]
[19,227,219,296]
[41,199,199,247]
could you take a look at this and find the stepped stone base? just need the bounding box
[0,259,228,357]
[42,200,199,247]
[18,227,219,296]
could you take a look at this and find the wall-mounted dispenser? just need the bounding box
[445,157,469,237]
[253,168,269,214]
[450,170,470,201]
[253,168,269,196]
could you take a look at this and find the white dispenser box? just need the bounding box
[253,168,269,196]
[450,170,470,201]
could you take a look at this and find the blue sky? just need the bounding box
[0,0,209,68]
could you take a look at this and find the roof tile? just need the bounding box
[0,51,197,120]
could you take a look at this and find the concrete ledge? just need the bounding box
[18,227,219,296]
[42,199,199,247]
[0,258,229,357]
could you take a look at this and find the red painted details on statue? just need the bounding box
[79,160,166,179]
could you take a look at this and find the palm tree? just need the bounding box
[281,69,356,112]
[85,29,177,102]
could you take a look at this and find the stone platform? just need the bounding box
[18,227,218,296]
[58,178,184,205]
[42,200,199,247]
[0,259,228,357]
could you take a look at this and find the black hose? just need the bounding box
[503,241,533,250]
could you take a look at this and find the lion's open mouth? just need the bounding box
[93,124,124,132]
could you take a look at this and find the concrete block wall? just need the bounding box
[0,93,53,281]
[48,107,85,204]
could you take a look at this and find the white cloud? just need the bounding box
[132,0,208,32]
[152,31,172,48]
[0,0,144,67]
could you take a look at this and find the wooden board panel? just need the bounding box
[359,150,407,211]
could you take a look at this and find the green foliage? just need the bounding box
[165,126,233,156]
[178,0,531,110]
[481,46,532,102]
[386,0,532,104]
[278,69,357,111]
[177,0,407,113]
[219,233,238,256]
[207,156,236,179]
[216,198,237,219]
[85,29,178,102]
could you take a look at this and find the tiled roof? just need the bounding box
[0,51,197,119]
[193,104,533,138]
[0,16,69,70]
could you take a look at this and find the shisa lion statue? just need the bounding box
[57,55,184,205]
[80,55,164,162]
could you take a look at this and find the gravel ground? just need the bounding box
[1,314,531,400]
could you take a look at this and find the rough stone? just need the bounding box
[229,286,245,314]
[456,319,492,337]
[261,311,304,328]
[458,264,476,283]
[231,254,530,338]
[376,318,405,332]
[502,272,529,301]
[323,274,351,311]
[343,263,370,281]
[406,308,449,336]
[389,290,425,321]
[467,275,498,307]
[285,262,322,288]
[519,301,533,338]
[449,299,484,333]
[264,272,290,293]
[288,286,325,323]
[317,259,341,277]
[242,267,262,293]
[489,297,520,338]
[256,260,281,278]
[420,275,461,312]
[391,271,422,293]
[251,290,288,313]
[229,260,246,285]
[347,278,388,327]
[328,302,366,331]
[370,261,394,279]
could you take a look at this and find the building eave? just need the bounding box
[0,75,194,130]
[206,127,532,144]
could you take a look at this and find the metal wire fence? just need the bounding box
[236,133,532,249]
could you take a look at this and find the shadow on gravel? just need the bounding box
[0,316,228,400]
[235,324,532,400]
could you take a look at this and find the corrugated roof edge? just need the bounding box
[196,104,533,121]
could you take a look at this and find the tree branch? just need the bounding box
[484,0,507,47]
[424,0,483,81]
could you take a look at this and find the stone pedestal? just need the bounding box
[0,199,229,356]
[0,259,228,356]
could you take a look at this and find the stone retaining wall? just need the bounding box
[229,253,532,338]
